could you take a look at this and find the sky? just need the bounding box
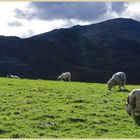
[0,2,140,38]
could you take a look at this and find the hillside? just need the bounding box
[0,78,140,138]
[0,18,140,83]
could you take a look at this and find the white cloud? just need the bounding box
[0,2,30,37]
[0,2,140,38]
[0,2,93,38]
[96,2,140,23]
[123,2,140,20]
[20,19,68,38]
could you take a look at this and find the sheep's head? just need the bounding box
[57,76,61,80]
[7,73,10,78]
[107,82,113,91]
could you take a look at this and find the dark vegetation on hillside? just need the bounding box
[0,18,140,84]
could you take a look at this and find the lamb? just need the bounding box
[7,73,20,79]
[126,89,140,119]
[57,72,71,81]
[107,72,126,90]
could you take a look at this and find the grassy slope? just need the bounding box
[0,78,140,138]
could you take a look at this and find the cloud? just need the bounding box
[7,21,22,27]
[0,2,139,38]
[25,2,108,21]
[111,2,128,14]
[14,8,26,19]
[24,2,128,22]
[123,2,140,20]
[21,29,35,38]
[14,8,36,20]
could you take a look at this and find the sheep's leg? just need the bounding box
[68,76,71,82]
[119,85,122,90]
[118,81,122,90]
[123,84,125,90]
[131,110,136,119]
[121,81,125,90]
[113,86,115,91]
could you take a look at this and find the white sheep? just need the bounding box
[126,89,140,119]
[107,72,126,90]
[57,72,71,81]
[7,73,20,79]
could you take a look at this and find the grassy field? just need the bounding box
[0,78,140,138]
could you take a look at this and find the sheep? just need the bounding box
[7,73,20,79]
[107,72,126,91]
[126,89,140,119]
[57,72,71,81]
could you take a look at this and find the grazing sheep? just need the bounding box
[107,72,126,91]
[126,89,140,119]
[57,72,71,81]
[7,73,20,79]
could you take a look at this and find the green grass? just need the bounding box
[0,77,139,138]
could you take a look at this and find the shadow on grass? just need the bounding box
[134,116,140,126]
[117,89,130,92]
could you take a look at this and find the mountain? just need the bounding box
[0,18,140,84]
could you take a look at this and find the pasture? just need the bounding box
[0,78,139,138]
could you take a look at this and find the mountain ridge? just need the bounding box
[0,18,139,84]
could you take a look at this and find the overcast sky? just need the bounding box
[0,2,140,38]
